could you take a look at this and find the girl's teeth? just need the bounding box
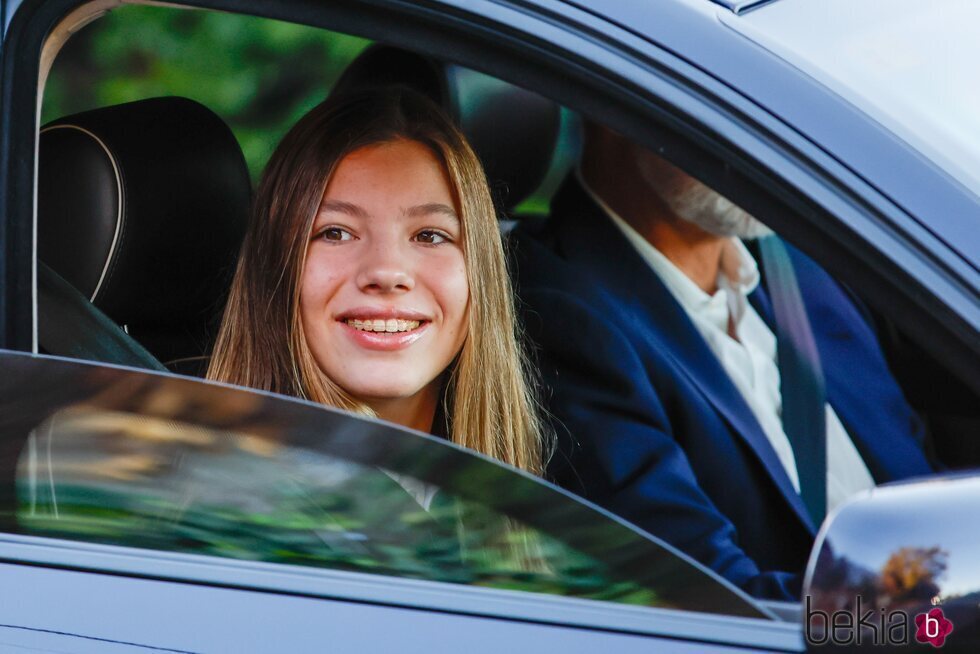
[347,319,421,332]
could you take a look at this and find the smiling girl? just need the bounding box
[207,88,547,474]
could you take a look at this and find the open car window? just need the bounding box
[0,350,772,619]
[32,2,977,429]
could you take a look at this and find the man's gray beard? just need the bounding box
[665,180,773,240]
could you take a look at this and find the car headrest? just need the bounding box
[331,45,560,210]
[38,97,250,330]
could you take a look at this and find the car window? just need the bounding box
[40,4,571,209]
[0,350,770,618]
[35,4,576,376]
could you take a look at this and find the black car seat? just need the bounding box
[330,45,564,215]
[37,96,250,375]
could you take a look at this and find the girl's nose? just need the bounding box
[355,242,414,293]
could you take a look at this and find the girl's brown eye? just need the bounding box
[415,230,448,244]
[319,227,352,242]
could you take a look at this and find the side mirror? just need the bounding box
[802,474,980,652]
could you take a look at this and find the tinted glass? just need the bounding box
[0,351,768,618]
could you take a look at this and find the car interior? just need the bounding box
[34,4,978,468]
[35,41,566,373]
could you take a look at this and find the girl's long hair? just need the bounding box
[207,88,547,474]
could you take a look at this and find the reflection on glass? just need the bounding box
[0,352,768,618]
[19,407,626,599]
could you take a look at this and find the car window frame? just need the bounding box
[0,535,804,651]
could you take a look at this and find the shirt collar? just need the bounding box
[577,168,761,327]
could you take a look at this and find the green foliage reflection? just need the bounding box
[15,406,658,607]
[18,475,657,605]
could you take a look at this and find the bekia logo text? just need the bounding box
[806,597,953,647]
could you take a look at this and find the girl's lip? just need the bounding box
[338,320,428,351]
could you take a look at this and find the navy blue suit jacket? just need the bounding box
[512,179,934,600]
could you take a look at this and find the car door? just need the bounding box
[0,350,803,652]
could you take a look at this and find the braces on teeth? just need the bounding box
[347,318,421,333]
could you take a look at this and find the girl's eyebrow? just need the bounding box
[319,199,368,218]
[319,200,459,223]
[406,203,459,222]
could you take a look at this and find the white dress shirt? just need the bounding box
[584,183,875,514]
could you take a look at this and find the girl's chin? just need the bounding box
[343,377,436,407]
[351,387,424,404]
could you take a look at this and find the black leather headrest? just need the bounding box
[332,46,560,210]
[38,97,250,330]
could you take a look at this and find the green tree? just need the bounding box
[43,5,370,180]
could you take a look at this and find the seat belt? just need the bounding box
[37,261,168,372]
[758,236,827,526]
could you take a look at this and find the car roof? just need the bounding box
[705,0,775,13]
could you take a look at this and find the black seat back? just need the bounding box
[38,97,251,373]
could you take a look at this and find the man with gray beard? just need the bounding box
[511,124,933,600]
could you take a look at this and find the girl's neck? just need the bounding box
[365,382,441,433]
